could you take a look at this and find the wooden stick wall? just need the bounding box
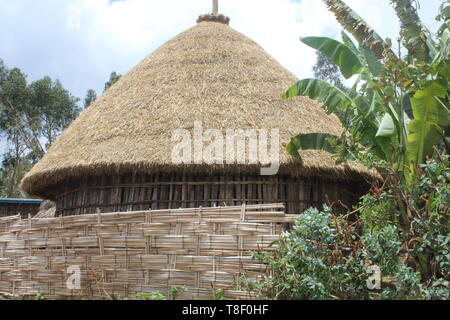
[56,173,360,216]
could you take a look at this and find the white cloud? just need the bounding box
[0,0,443,101]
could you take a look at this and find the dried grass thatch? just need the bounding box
[21,19,374,199]
[35,200,56,218]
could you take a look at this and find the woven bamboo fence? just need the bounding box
[0,215,21,233]
[0,204,293,300]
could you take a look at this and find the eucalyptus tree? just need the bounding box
[0,62,80,197]
[84,89,97,108]
[104,71,121,92]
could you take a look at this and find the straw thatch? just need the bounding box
[21,19,373,200]
[0,204,292,300]
[197,13,230,25]
[35,201,56,218]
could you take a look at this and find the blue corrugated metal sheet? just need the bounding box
[0,198,43,205]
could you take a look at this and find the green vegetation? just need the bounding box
[136,291,167,301]
[313,52,347,92]
[84,89,97,108]
[251,0,449,300]
[104,71,122,92]
[0,62,80,197]
[251,155,449,300]
[0,63,121,198]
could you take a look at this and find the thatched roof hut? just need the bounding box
[20,11,373,216]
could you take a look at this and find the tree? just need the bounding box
[0,59,7,84]
[84,89,97,108]
[312,52,350,127]
[29,77,80,150]
[284,0,449,177]
[104,72,121,92]
[0,68,30,197]
[0,61,81,197]
[313,52,347,91]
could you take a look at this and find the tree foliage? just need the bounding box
[313,52,347,91]
[0,60,80,197]
[0,62,124,197]
[29,77,80,150]
[84,89,97,108]
[104,71,121,92]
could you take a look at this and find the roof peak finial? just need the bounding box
[197,0,230,25]
[212,0,218,15]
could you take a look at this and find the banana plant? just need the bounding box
[283,2,450,176]
[283,35,401,169]
[391,0,430,63]
[407,80,449,163]
[321,0,394,61]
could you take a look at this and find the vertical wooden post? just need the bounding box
[239,204,246,259]
[0,242,5,258]
[213,0,219,15]
[97,208,102,225]
[98,236,105,256]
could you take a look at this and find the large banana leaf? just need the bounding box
[359,44,384,77]
[341,31,359,56]
[322,0,396,61]
[376,114,396,138]
[286,133,339,164]
[375,113,398,160]
[281,78,382,140]
[391,0,430,62]
[406,80,450,164]
[282,78,390,161]
[301,37,363,79]
[434,27,450,63]
[282,78,352,115]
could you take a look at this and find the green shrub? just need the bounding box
[252,207,368,300]
[251,156,449,300]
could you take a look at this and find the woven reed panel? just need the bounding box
[0,204,292,300]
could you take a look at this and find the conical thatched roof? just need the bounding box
[21,18,372,199]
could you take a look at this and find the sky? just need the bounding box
[0,0,444,152]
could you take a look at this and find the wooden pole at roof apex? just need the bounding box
[213,0,219,15]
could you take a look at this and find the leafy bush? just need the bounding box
[251,155,449,300]
[252,207,367,300]
[252,0,450,301]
